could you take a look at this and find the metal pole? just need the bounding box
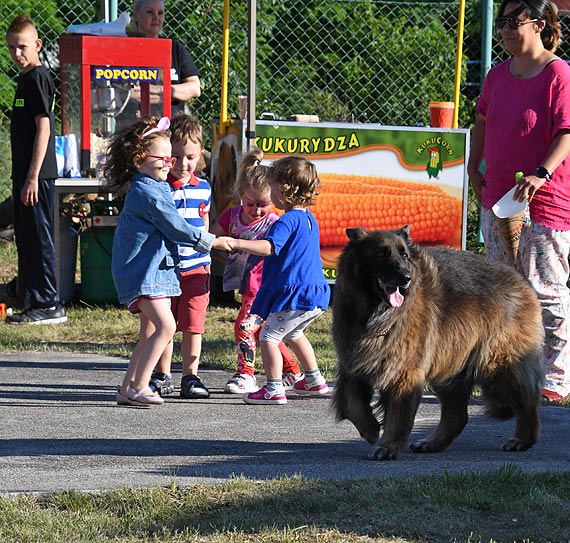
[477,0,495,245]
[109,0,118,21]
[481,0,494,83]
[246,0,256,149]
[101,0,109,22]
[452,0,466,128]
[100,0,117,22]
[219,0,231,135]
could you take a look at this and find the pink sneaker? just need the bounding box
[282,372,304,390]
[243,386,287,405]
[293,377,329,396]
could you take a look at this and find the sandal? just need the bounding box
[116,387,148,407]
[126,385,165,406]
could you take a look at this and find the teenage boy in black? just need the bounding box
[5,15,66,324]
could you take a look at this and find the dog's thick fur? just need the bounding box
[332,226,544,461]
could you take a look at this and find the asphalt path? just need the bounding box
[1,351,569,495]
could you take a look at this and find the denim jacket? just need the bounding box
[111,173,215,304]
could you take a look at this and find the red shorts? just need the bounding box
[171,265,210,333]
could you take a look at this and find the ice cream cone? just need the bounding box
[495,209,526,263]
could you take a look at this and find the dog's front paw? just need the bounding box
[502,438,532,452]
[410,434,455,453]
[409,439,442,453]
[368,445,400,461]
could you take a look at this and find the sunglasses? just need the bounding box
[495,16,538,31]
[146,155,177,168]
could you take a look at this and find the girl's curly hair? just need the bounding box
[268,156,321,207]
[103,116,171,196]
[235,147,270,197]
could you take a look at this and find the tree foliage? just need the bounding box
[0,1,471,130]
[182,0,466,129]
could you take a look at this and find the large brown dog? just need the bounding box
[332,226,544,461]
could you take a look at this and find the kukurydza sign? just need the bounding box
[211,120,469,282]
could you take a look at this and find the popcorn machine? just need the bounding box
[59,34,172,175]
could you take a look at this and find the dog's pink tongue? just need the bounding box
[389,287,404,308]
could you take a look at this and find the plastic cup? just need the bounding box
[429,101,455,128]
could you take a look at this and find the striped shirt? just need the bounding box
[168,172,211,273]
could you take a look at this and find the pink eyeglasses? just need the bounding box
[146,155,177,168]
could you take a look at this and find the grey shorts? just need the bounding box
[259,307,323,344]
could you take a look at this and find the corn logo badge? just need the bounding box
[426,146,443,179]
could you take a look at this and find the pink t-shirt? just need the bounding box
[477,58,570,230]
[216,205,279,295]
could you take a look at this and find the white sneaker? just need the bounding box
[224,373,257,394]
[282,372,304,390]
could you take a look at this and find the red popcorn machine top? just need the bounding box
[59,34,172,175]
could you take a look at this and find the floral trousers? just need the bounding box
[482,207,570,395]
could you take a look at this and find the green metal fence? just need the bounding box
[1,1,570,204]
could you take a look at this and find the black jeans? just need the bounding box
[12,178,60,308]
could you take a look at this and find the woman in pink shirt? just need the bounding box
[468,0,570,404]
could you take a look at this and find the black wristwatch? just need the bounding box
[535,166,552,182]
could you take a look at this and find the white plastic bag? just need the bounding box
[66,12,130,37]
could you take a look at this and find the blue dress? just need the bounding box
[251,208,330,320]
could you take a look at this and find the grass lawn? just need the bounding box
[1,239,570,543]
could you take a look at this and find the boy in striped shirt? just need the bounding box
[150,114,212,399]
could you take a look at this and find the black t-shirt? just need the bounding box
[10,65,58,182]
[171,38,201,117]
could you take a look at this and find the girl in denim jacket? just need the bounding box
[104,117,230,407]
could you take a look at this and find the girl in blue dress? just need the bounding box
[221,156,331,405]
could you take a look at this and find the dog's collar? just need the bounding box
[380,326,392,336]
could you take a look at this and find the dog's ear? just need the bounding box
[399,224,419,255]
[346,228,368,242]
[400,225,412,241]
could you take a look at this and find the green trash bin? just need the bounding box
[59,215,79,303]
[80,201,120,305]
